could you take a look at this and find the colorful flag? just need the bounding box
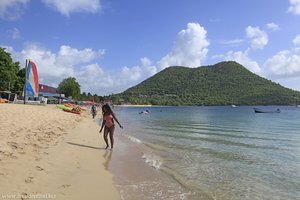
[25,60,39,97]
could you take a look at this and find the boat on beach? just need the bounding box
[253,108,280,113]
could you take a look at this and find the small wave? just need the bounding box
[142,153,162,170]
[128,135,142,144]
[122,134,163,170]
[124,134,142,144]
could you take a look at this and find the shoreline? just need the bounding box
[108,106,205,200]
[116,104,153,107]
[108,133,197,199]
[0,104,119,200]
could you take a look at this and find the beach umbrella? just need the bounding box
[84,101,96,105]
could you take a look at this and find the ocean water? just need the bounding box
[111,106,300,200]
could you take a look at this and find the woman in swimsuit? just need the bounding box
[99,104,123,149]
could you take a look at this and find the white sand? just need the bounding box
[0,104,120,199]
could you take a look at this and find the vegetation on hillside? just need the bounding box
[114,61,300,105]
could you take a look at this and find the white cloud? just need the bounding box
[76,63,114,94]
[0,0,29,20]
[42,0,101,16]
[158,23,209,69]
[266,22,280,31]
[293,35,300,46]
[222,50,262,74]
[263,35,300,80]
[264,48,300,78]
[3,43,106,88]
[112,57,157,91]
[2,44,158,95]
[20,44,76,84]
[288,0,300,15]
[122,59,156,82]
[246,26,268,49]
[218,39,244,46]
[7,28,21,39]
[140,57,157,76]
[76,57,158,95]
[56,45,103,66]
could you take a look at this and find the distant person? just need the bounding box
[99,104,123,150]
[139,109,150,114]
[91,104,97,119]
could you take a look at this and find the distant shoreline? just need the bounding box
[115,104,299,107]
[116,104,153,107]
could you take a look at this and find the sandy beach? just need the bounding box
[0,104,119,200]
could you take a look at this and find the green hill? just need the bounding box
[116,61,300,105]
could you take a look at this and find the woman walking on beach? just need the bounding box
[99,104,123,150]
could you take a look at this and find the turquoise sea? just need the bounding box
[108,106,300,200]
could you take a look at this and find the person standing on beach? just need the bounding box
[91,104,97,119]
[99,104,123,150]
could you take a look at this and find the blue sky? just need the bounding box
[1,0,300,95]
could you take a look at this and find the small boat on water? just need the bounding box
[253,108,280,113]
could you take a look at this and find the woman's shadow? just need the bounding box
[67,142,106,150]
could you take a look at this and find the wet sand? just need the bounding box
[108,133,198,200]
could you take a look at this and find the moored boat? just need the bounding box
[253,108,280,113]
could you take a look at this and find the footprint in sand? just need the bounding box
[7,142,18,149]
[58,184,71,189]
[25,176,34,183]
[35,166,44,171]
[2,151,18,159]
[57,127,65,132]
[20,192,29,200]
[35,157,42,161]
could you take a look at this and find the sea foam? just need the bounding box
[127,135,142,144]
[142,153,162,170]
[123,134,162,169]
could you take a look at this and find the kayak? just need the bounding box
[0,98,8,103]
[56,105,68,109]
[63,108,81,114]
[64,103,87,111]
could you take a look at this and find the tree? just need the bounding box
[0,48,20,91]
[14,67,26,95]
[58,77,80,99]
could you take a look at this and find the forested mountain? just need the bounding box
[115,61,300,105]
